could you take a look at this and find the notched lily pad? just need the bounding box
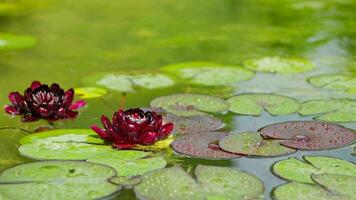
[219,132,296,157]
[259,121,356,150]
[311,174,356,197]
[299,99,356,123]
[161,62,254,86]
[82,72,175,92]
[0,161,120,200]
[171,131,241,160]
[244,56,314,74]
[74,87,107,99]
[134,165,264,200]
[272,156,356,184]
[0,33,37,51]
[227,93,300,116]
[150,94,229,117]
[308,74,356,93]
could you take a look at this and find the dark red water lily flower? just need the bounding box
[91,108,174,149]
[4,81,86,122]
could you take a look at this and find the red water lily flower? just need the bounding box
[91,108,174,149]
[4,81,86,122]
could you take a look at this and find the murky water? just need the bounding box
[0,0,355,199]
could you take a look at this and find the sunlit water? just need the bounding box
[0,0,355,199]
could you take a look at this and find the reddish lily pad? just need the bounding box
[259,121,356,150]
[164,114,225,134]
[219,132,296,157]
[171,131,241,160]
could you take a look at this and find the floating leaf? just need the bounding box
[150,94,229,117]
[109,176,142,187]
[82,72,174,92]
[87,151,167,177]
[133,136,174,151]
[0,33,37,51]
[273,182,347,200]
[219,132,296,157]
[74,87,107,99]
[0,161,120,200]
[308,74,356,93]
[272,156,356,184]
[161,62,254,86]
[134,165,264,200]
[227,93,300,116]
[243,56,314,74]
[171,131,241,160]
[311,174,356,197]
[259,121,356,150]
[164,114,225,134]
[299,99,356,123]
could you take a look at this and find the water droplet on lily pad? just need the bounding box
[219,132,296,157]
[299,99,356,123]
[82,72,175,92]
[0,161,121,200]
[74,87,107,99]
[161,62,254,86]
[0,33,37,51]
[260,121,356,150]
[134,165,264,200]
[171,131,241,160]
[244,56,314,74]
[150,94,229,117]
[272,156,356,184]
[227,93,300,116]
[308,74,356,93]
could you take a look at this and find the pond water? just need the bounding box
[0,0,355,199]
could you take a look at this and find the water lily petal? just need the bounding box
[69,100,86,110]
[30,81,42,90]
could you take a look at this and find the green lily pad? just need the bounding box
[87,151,167,177]
[161,62,254,86]
[109,176,142,187]
[218,132,296,157]
[82,72,175,92]
[273,182,349,200]
[312,174,356,197]
[308,74,356,93]
[74,87,107,99]
[0,33,37,51]
[272,156,356,184]
[299,99,356,122]
[0,161,120,200]
[227,94,300,116]
[243,56,314,74]
[134,165,264,200]
[150,94,229,117]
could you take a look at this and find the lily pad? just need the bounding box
[164,114,225,134]
[219,132,296,157]
[0,161,120,200]
[243,56,314,74]
[273,182,349,200]
[87,151,167,177]
[227,94,300,116]
[272,156,356,184]
[0,33,37,51]
[133,136,174,151]
[74,87,107,99]
[161,62,254,86]
[259,121,356,150]
[308,74,356,93]
[299,99,356,123]
[311,174,356,197]
[150,94,229,117]
[82,72,175,92]
[171,131,241,160]
[134,165,264,200]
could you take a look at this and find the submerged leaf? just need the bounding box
[150,94,229,117]
[219,132,296,157]
[308,74,356,93]
[0,33,37,51]
[244,56,314,74]
[74,87,107,99]
[0,161,120,200]
[259,121,356,150]
[161,62,254,86]
[227,93,300,116]
[134,165,264,200]
[272,156,356,184]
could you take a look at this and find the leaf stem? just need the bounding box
[119,92,127,110]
